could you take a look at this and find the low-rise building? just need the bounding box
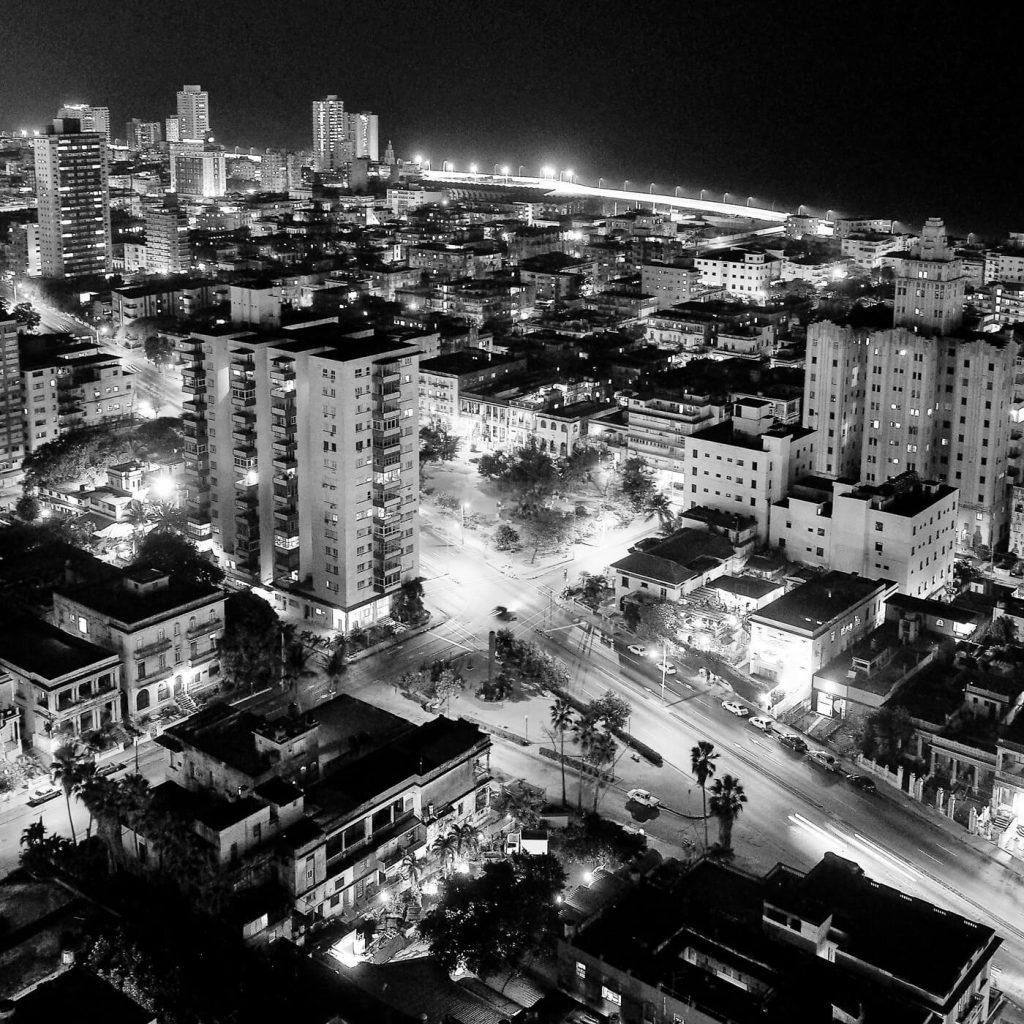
[559,852,1000,1024]
[111,279,221,329]
[52,567,225,720]
[694,248,780,302]
[418,348,527,431]
[0,614,122,763]
[749,570,896,712]
[639,260,702,307]
[771,472,958,597]
[518,252,595,303]
[840,232,912,269]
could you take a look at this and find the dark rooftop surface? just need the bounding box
[150,779,265,832]
[272,322,419,362]
[56,570,222,626]
[613,525,735,587]
[0,615,118,681]
[11,967,155,1024]
[691,418,815,451]
[419,348,520,376]
[885,593,986,627]
[306,717,486,824]
[754,571,894,633]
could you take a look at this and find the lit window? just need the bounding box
[602,986,622,1006]
[576,962,586,979]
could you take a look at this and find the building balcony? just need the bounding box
[375,538,403,557]
[182,380,206,397]
[187,517,212,540]
[234,535,261,555]
[373,490,402,511]
[137,664,174,686]
[273,455,297,473]
[274,513,299,533]
[134,637,172,659]
[374,400,402,416]
[231,388,256,408]
[188,617,222,638]
[373,572,402,593]
[374,520,401,539]
[274,529,300,550]
[271,420,296,440]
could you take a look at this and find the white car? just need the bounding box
[626,788,661,808]
[626,644,646,656]
[748,716,773,733]
[807,750,840,772]
[655,661,677,675]
[721,700,750,717]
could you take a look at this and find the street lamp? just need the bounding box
[723,192,733,204]
[469,163,478,175]
[518,165,525,176]
[700,188,708,201]
[598,177,604,188]
[649,182,656,194]
[501,165,510,181]
[623,179,631,191]
[524,715,529,740]
[675,186,682,197]
[661,639,669,702]
[414,153,422,164]
[493,163,500,175]
[746,196,755,207]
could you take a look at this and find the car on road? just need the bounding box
[721,700,749,717]
[626,644,646,656]
[655,661,677,675]
[748,716,773,733]
[846,774,877,793]
[95,762,123,778]
[777,733,808,753]
[626,788,661,808]
[493,605,518,621]
[807,750,840,773]
[27,784,61,807]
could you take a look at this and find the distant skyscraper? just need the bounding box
[58,103,111,143]
[33,117,112,279]
[125,118,163,150]
[176,84,210,141]
[383,140,396,166]
[165,116,181,143]
[312,95,348,171]
[0,317,23,479]
[348,112,379,161]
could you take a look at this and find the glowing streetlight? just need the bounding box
[469,163,478,175]
[649,182,656,193]
[501,165,510,178]
[541,166,555,179]
[149,475,175,501]
[563,168,574,183]
[700,188,708,201]
[518,165,524,176]
[723,192,733,204]
[598,177,604,188]
[623,179,631,191]
[414,154,422,164]
[746,196,755,206]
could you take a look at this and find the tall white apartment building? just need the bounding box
[804,218,1014,549]
[176,84,210,141]
[144,201,190,273]
[58,104,111,143]
[181,323,420,631]
[348,111,379,161]
[312,95,348,171]
[33,118,112,279]
[685,399,816,538]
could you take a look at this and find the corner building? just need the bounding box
[182,323,420,631]
[805,218,1013,548]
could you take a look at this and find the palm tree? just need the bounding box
[400,853,422,892]
[588,731,618,812]
[643,492,675,530]
[280,636,316,708]
[549,698,575,807]
[452,821,479,860]
[573,716,600,811]
[123,500,150,557]
[146,500,187,536]
[691,741,719,851]
[323,636,348,697]
[432,831,457,875]
[50,743,84,845]
[78,773,124,869]
[72,759,98,838]
[708,774,747,854]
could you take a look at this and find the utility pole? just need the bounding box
[661,638,668,703]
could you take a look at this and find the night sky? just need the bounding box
[1,0,1015,236]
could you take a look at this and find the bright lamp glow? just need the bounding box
[501,166,509,175]
[455,862,470,875]
[149,475,175,500]
[469,163,478,173]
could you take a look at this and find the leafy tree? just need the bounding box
[691,740,719,850]
[478,439,558,511]
[130,531,224,587]
[624,598,682,643]
[419,424,461,465]
[615,456,656,513]
[990,616,1018,646]
[559,446,601,488]
[480,671,515,701]
[420,854,566,978]
[519,507,574,563]
[491,779,544,830]
[434,666,465,716]
[22,428,122,489]
[322,637,348,696]
[12,301,41,331]
[145,500,187,536]
[220,590,282,693]
[708,774,747,853]
[13,494,40,522]
[550,698,575,807]
[280,632,316,705]
[584,691,631,733]
[558,812,645,869]
[124,500,150,557]
[50,742,86,845]
[586,731,618,812]
[400,853,422,891]
[143,334,176,368]
[493,523,521,550]
[434,491,462,513]
[392,577,426,624]
[863,705,916,766]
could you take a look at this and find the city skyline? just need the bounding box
[1,0,1019,236]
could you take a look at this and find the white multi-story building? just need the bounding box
[625,390,726,490]
[182,323,420,631]
[58,103,111,143]
[347,111,379,161]
[804,218,1014,549]
[833,217,895,237]
[53,568,226,720]
[685,400,816,538]
[176,84,210,141]
[840,232,912,270]
[170,143,226,199]
[640,261,702,307]
[984,247,1024,284]
[771,473,958,597]
[33,118,112,279]
[312,95,348,171]
[144,201,190,273]
[694,249,779,302]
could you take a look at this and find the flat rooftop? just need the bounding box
[753,571,893,633]
[419,348,520,376]
[0,615,118,682]
[56,571,221,626]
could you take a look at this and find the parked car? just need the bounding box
[626,788,661,809]
[721,700,750,717]
[846,774,877,793]
[493,605,518,621]
[777,733,809,753]
[655,661,677,676]
[748,716,773,733]
[807,750,840,773]
[626,644,646,656]
[27,784,61,807]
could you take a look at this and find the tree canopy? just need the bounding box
[478,439,559,510]
[220,590,282,693]
[419,424,461,465]
[130,532,224,588]
[420,853,566,977]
